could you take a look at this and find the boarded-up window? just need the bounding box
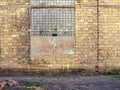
[30,0,75,57]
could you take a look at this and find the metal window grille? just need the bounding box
[30,0,75,36]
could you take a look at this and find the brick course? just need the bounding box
[0,0,120,75]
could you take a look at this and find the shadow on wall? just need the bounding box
[0,67,96,76]
[0,66,120,76]
[0,43,1,60]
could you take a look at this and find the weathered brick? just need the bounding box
[0,0,120,75]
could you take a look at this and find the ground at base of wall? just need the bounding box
[0,75,120,90]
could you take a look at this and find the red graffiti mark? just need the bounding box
[36,45,48,52]
[34,42,75,55]
[47,44,53,48]
[66,42,75,48]
[53,45,58,56]
[35,44,58,56]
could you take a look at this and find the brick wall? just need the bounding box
[0,0,120,75]
[99,0,120,72]
[75,0,98,71]
[0,0,30,69]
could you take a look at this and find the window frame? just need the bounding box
[29,0,76,57]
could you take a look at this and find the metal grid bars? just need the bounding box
[30,0,75,6]
[30,0,75,36]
